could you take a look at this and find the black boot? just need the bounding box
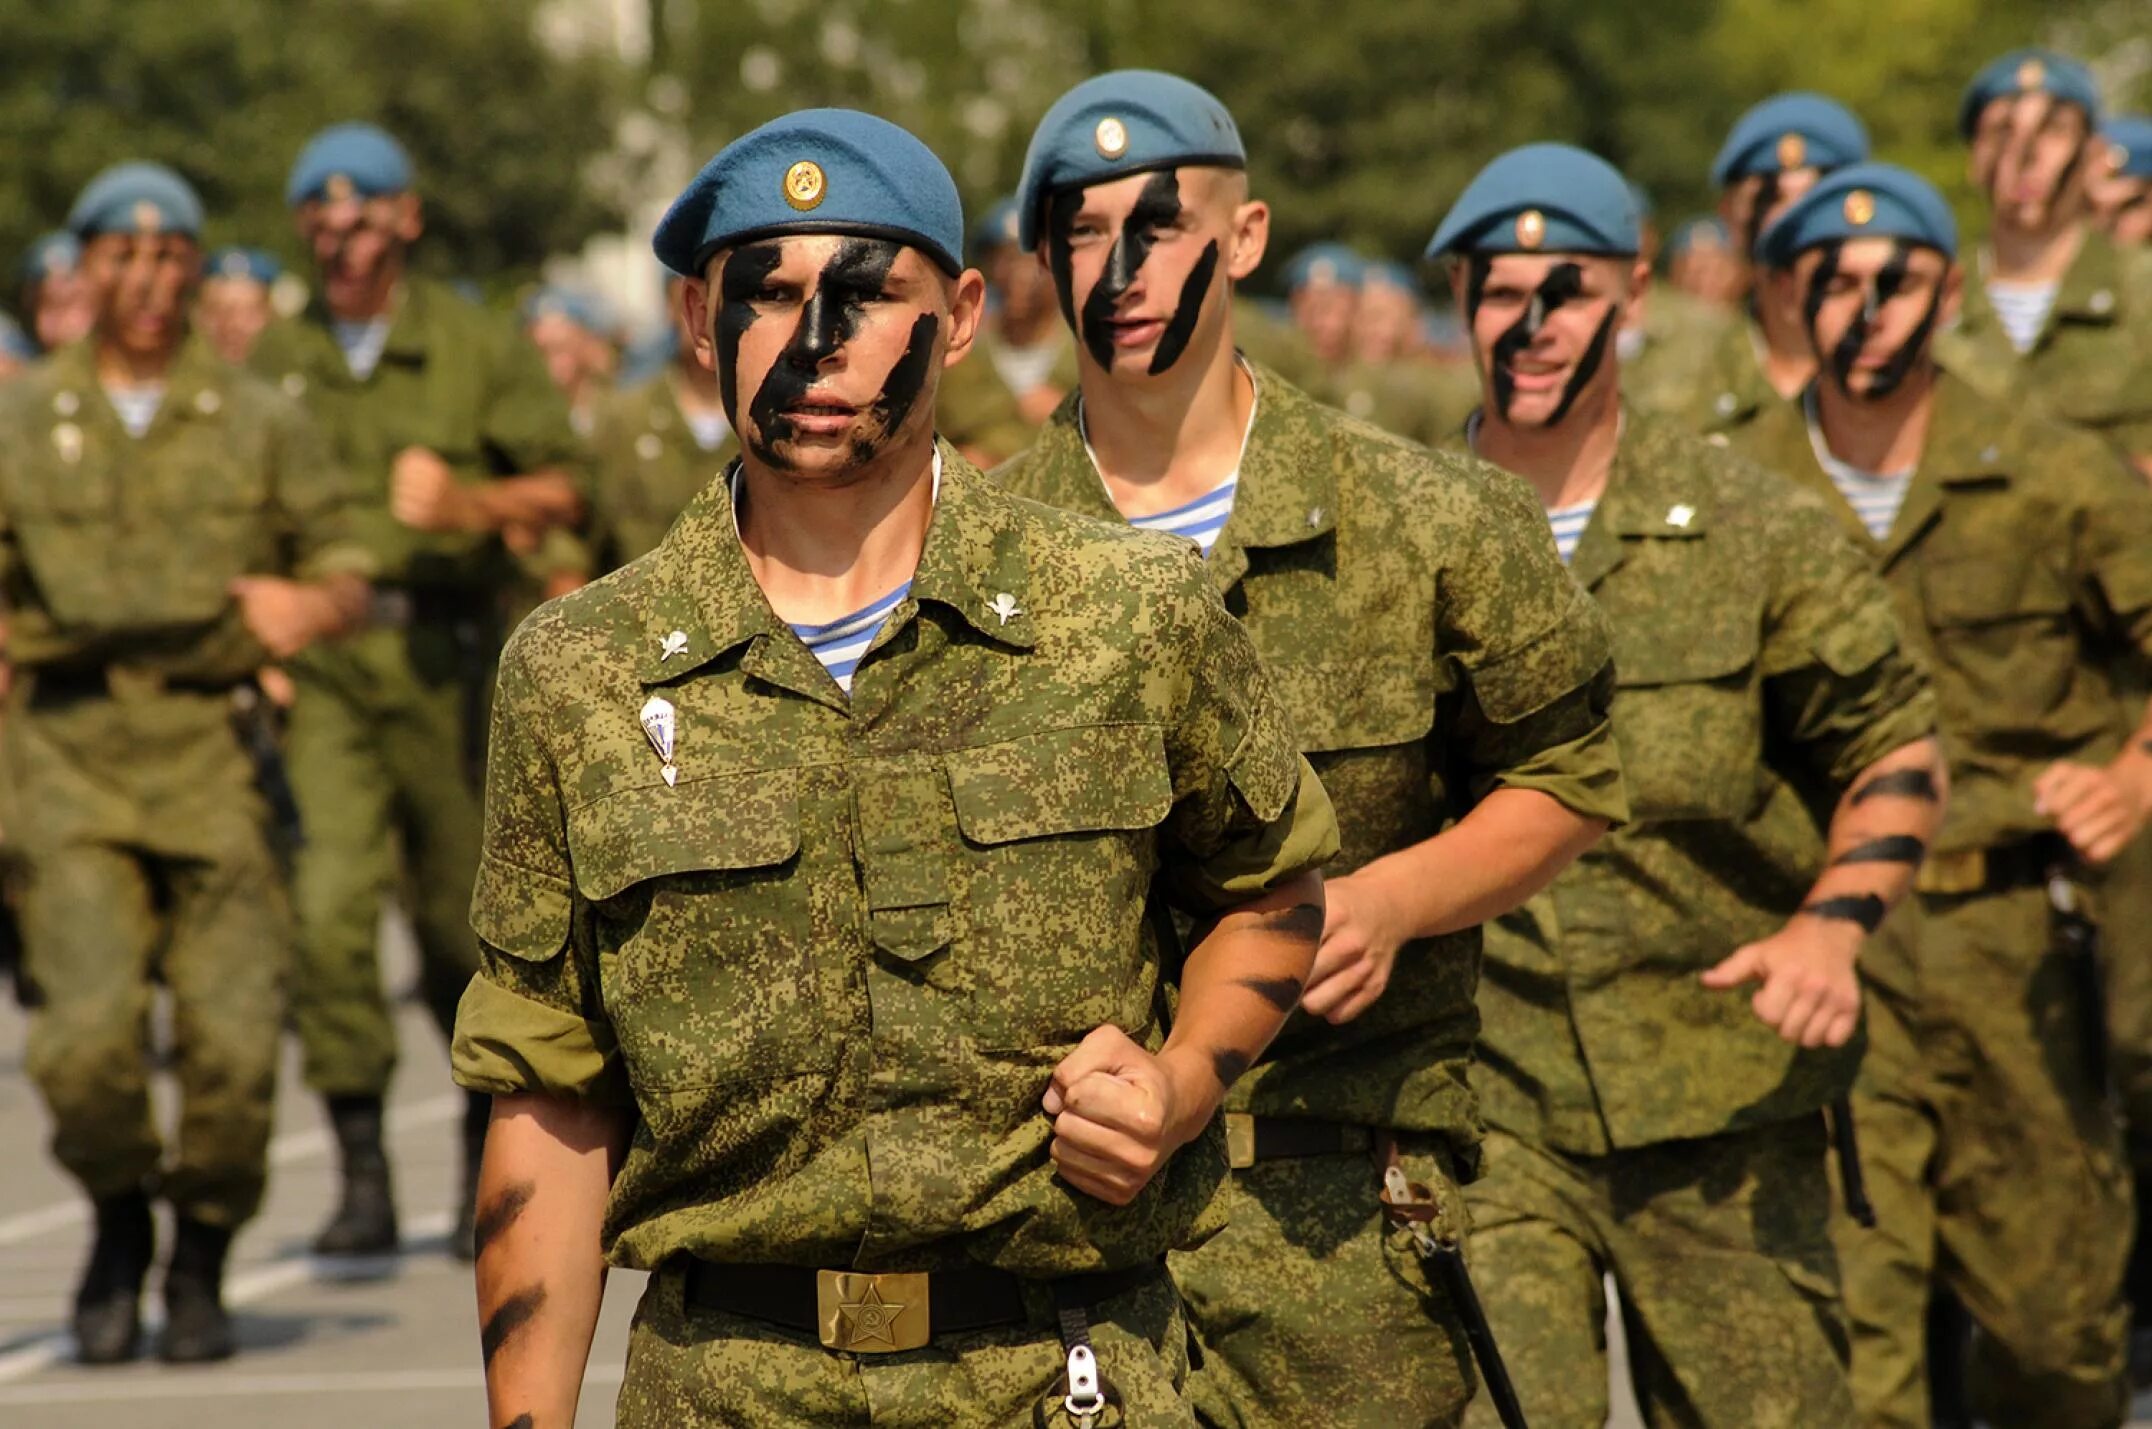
[448,1091,489,1261]
[312,1094,398,1256]
[71,1190,154,1365]
[158,1217,235,1363]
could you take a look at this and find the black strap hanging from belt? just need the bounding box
[1829,1097,1877,1229]
[1034,1280,1120,1429]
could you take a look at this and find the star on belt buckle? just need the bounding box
[816,1270,931,1352]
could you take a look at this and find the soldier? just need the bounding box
[971,195,1077,425]
[1937,49,2152,474]
[2091,117,2152,247]
[1330,261,1481,447]
[1281,241,1361,367]
[583,270,737,572]
[522,286,617,436]
[997,72,1628,1428]
[1664,216,1745,309]
[1626,93,1870,435]
[0,163,374,1363]
[250,121,588,1260]
[16,232,97,353]
[197,246,279,365]
[452,107,1340,1429]
[1424,143,1943,1429]
[1733,161,2152,1427]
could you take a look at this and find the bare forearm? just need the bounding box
[475,1094,630,1429]
[1157,870,1323,1143]
[1352,788,1606,940]
[313,572,370,638]
[471,471,585,534]
[1798,738,1948,935]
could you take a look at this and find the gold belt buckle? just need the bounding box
[816,1270,931,1352]
[1915,847,1986,896]
[1224,1112,1257,1170]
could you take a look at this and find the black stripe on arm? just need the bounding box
[1248,903,1325,942]
[1210,1048,1253,1089]
[1849,769,1940,806]
[1799,894,1887,933]
[471,1180,536,1260]
[1832,835,1927,866]
[481,1285,547,1369]
[1234,975,1306,1012]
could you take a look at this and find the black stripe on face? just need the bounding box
[1807,240,1940,401]
[1149,239,1219,375]
[1052,169,1188,371]
[744,238,905,465]
[1476,259,1602,422]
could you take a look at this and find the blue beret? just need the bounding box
[1283,243,1365,292]
[1666,215,1732,259]
[286,123,414,207]
[1757,162,1958,268]
[522,285,613,336]
[0,314,35,363]
[1426,144,1642,259]
[1710,93,1870,186]
[2102,116,2152,180]
[1015,70,1245,252]
[971,196,1021,256]
[205,246,280,286]
[67,162,204,241]
[17,231,81,287]
[1959,50,2099,138]
[654,109,963,278]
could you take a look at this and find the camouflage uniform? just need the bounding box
[998,365,1627,1429]
[249,278,586,1096]
[1459,412,1935,1428]
[1328,358,1479,448]
[1735,370,2152,1428]
[450,446,1341,1426]
[1625,307,1787,437]
[585,374,735,574]
[0,338,372,1226]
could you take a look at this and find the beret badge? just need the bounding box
[2017,57,2046,90]
[133,200,162,234]
[325,173,355,203]
[1093,117,1129,159]
[1843,189,1876,225]
[1515,209,1547,249]
[1777,133,1807,169]
[783,160,827,212]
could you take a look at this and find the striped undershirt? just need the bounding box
[1079,364,1259,559]
[332,317,392,380]
[1545,501,1597,564]
[1985,279,2059,355]
[1804,389,1911,541]
[102,384,163,438]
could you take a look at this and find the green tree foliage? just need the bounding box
[0,0,626,293]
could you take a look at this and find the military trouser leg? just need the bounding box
[1174,1134,1474,1429]
[1837,885,2131,1429]
[1466,1120,1849,1429]
[376,646,483,1041]
[2095,833,2152,1159]
[615,1263,1195,1428]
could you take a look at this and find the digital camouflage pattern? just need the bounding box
[1327,358,1479,448]
[1622,305,1784,436]
[1733,371,2152,1427]
[0,336,373,1227]
[1178,1135,1475,1429]
[997,364,1623,1429]
[1464,1120,1850,1429]
[616,1267,1194,1428]
[1936,228,2152,461]
[1472,410,1934,1155]
[585,375,734,573]
[251,277,588,1096]
[452,444,1340,1279]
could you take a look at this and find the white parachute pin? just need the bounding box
[640,695,679,787]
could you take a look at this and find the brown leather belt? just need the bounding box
[1915,833,2072,897]
[681,1258,1161,1354]
[1222,1112,1373,1170]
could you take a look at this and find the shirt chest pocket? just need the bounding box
[1610,616,1764,823]
[1920,554,2073,719]
[570,769,828,1089]
[942,724,1177,1051]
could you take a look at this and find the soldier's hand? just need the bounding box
[1700,921,1863,1049]
[2035,758,2150,865]
[1043,1026,1194,1206]
[389,445,482,533]
[229,576,338,660]
[1299,873,1403,1025]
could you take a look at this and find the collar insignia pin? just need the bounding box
[987,593,1022,627]
[1666,504,1695,528]
[1307,506,1325,529]
[660,630,689,662]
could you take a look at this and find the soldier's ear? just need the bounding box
[942,267,987,370]
[1939,262,1965,328]
[681,275,717,373]
[394,193,425,244]
[1227,198,1270,283]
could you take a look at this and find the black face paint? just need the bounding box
[1468,258,1616,424]
[1804,239,1941,402]
[1049,169,1198,372]
[1148,239,1219,375]
[714,240,785,428]
[744,238,903,465]
[852,311,938,464]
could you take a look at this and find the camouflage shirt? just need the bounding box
[1625,307,1785,437]
[997,366,1626,1150]
[450,444,1340,1277]
[0,336,374,682]
[1733,369,2152,859]
[249,277,588,592]
[1936,230,2152,461]
[1465,412,1935,1155]
[585,374,734,573]
[1328,358,1480,448]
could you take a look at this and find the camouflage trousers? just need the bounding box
[1173,1132,1475,1429]
[286,624,484,1096]
[1840,883,2130,1429]
[1462,1117,1849,1429]
[5,686,287,1227]
[614,1260,1195,1428]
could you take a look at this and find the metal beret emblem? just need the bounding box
[220,252,251,279]
[325,173,356,203]
[784,160,826,211]
[1843,189,1876,226]
[2111,141,2131,173]
[1094,117,1129,159]
[133,200,162,234]
[2017,57,2046,90]
[1515,209,1547,250]
[1777,133,1807,170]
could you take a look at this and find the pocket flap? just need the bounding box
[1921,556,2064,625]
[948,724,1174,845]
[568,768,801,901]
[1613,617,1758,688]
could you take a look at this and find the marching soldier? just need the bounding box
[196,246,279,365]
